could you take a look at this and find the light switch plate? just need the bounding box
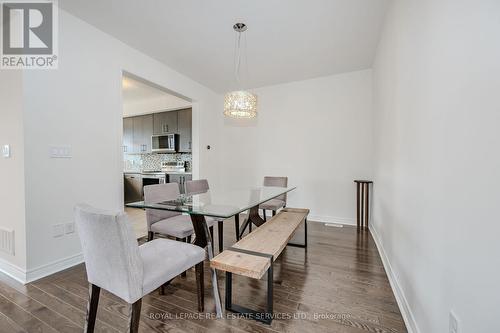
[2,145,10,158]
[49,145,72,158]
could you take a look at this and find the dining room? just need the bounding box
[1,1,499,333]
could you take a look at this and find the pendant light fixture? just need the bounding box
[223,23,258,119]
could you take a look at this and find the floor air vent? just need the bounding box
[0,228,15,255]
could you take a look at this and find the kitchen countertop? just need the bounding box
[124,171,192,175]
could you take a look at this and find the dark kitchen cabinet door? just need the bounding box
[153,111,178,135]
[177,109,192,152]
[133,115,153,154]
[123,117,134,154]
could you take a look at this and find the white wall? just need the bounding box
[18,9,220,281]
[372,1,500,332]
[219,70,373,223]
[0,71,27,277]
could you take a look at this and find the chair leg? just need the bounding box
[84,284,100,333]
[159,278,173,295]
[272,210,276,217]
[181,237,188,277]
[262,209,267,222]
[195,261,204,312]
[147,231,154,241]
[218,221,223,253]
[209,226,214,253]
[187,235,192,243]
[127,299,142,333]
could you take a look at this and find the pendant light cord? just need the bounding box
[235,30,242,87]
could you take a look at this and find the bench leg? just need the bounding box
[287,218,308,248]
[225,258,274,324]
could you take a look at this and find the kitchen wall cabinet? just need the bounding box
[123,117,133,154]
[124,109,191,154]
[153,111,178,135]
[133,114,153,153]
[123,115,153,154]
[177,108,192,152]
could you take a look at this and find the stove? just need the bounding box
[161,161,186,173]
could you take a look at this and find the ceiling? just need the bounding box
[60,0,389,93]
[122,76,191,117]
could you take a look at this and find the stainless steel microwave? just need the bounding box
[151,134,179,153]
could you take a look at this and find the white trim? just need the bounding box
[0,257,27,284]
[25,253,83,283]
[307,215,356,226]
[370,225,420,333]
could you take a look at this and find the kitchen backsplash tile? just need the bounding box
[124,153,192,172]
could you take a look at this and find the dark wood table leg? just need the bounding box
[189,214,222,318]
[238,205,265,239]
[234,214,240,241]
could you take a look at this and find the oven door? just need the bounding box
[151,134,175,153]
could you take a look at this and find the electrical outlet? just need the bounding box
[65,222,75,234]
[52,224,65,238]
[449,311,459,333]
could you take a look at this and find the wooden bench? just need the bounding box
[210,207,309,324]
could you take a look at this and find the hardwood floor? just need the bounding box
[0,213,407,332]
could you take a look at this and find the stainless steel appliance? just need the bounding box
[161,161,191,193]
[124,171,166,203]
[151,133,179,153]
[161,161,186,173]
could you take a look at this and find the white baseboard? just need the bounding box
[307,215,356,226]
[0,252,84,284]
[25,253,84,283]
[0,256,27,284]
[370,225,420,333]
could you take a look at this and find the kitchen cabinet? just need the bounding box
[177,109,192,152]
[153,111,178,135]
[124,174,143,203]
[133,115,153,154]
[167,174,192,194]
[123,117,133,154]
[123,115,153,154]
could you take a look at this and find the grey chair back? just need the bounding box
[74,204,143,303]
[185,179,210,195]
[144,183,182,230]
[263,176,288,202]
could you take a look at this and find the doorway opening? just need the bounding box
[121,73,193,238]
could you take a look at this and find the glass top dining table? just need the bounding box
[126,185,296,219]
[125,185,296,318]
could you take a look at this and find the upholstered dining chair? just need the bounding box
[259,176,288,221]
[144,183,215,246]
[75,204,205,333]
[185,179,228,253]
